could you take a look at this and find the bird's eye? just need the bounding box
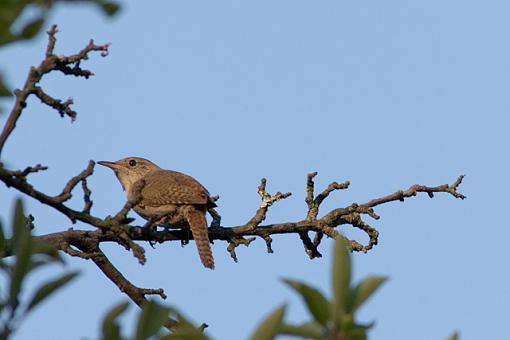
[129,159,137,167]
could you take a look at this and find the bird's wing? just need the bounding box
[140,170,209,206]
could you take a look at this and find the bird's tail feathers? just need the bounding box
[187,208,215,269]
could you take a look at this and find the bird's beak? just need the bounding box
[97,161,121,170]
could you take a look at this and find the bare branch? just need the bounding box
[34,230,176,329]
[316,180,350,207]
[208,207,221,228]
[112,179,145,223]
[227,237,256,262]
[361,175,466,208]
[299,231,322,259]
[12,164,48,177]
[261,234,274,254]
[239,178,291,232]
[305,171,350,222]
[53,160,95,203]
[0,161,106,226]
[61,244,102,260]
[46,25,58,57]
[88,249,173,328]
[81,179,93,214]
[312,231,323,249]
[59,39,110,65]
[0,24,110,157]
[31,86,76,120]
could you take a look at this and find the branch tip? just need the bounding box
[262,234,274,254]
[227,237,256,262]
[13,164,48,178]
[299,231,322,259]
[306,172,349,221]
[141,288,166,300]
[240,178,291,231]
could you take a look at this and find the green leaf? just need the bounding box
[32,240,64,264]
[344,325,368,340]
[26,272,78,312]
[250,305,286,340]
[0,1,28,46]
[0,77,11,97]
[20,17,45,40]
[341,321,373,340]
[331,236,351,329]
[446,331,459,340]
[282,279,330,326]
[92,0,121,17]
[9,199,32,309]
[101,2,121,16]
[27,259,54,273]
[280,322,325,339]
[12,198,27,246]
[348,276,387,313]
[0,1,28,25]
[163,325,209,340]
[101,301,130,340]
[0,219,5,255]
[135,300,170,340]
[160,306,209,339]
[9,236,31,308]
[167,306,197,328]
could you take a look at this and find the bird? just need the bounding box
[98,157,215,269]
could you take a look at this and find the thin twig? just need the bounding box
[53,160,95,203]
[239,178,291,232]
[362,175,466,208]
[12,164,48,177]
[81,179,93,214]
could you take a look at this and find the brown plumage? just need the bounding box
[186,208,214,269]
[98,157,215,269]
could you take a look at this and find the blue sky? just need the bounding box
[0,1,508,339]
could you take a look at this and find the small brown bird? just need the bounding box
[98,157,215,269]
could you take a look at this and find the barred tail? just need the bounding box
[187,208,215,269]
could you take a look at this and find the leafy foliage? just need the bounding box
[0,199,78,339]
[250,305,286,340]
[249,236,386,340]
[447,331,459,340]
[101,300,208,340]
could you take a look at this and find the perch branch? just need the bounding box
[2,160,466,262]
[0,172,465,316]
[1,168,466,260]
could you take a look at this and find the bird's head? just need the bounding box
[98,157,160,192]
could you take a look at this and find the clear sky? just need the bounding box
[0,1,508,339]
